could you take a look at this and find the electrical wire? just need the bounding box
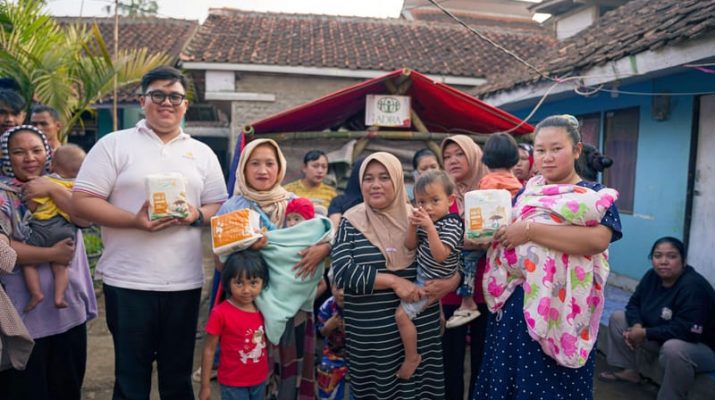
[587,87,715,97]
[427,0,715,98]
[426,0,553,82]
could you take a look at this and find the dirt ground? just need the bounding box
[80,229,660,399]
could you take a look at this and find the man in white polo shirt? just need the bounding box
[73,66,228,399]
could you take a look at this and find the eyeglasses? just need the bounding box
[144,91,186,106]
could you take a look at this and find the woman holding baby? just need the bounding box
[0,125,97,400]
[215,138,330,399]
[331,152,459,399]
[473,115,622,399]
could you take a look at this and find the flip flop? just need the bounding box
[445,309,481,329]
[597,371,640,384]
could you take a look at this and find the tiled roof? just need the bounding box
[182,10,558,79]
[56,17,198,103]
[477,0,715,96]
[56,16,198,58]
[407,8,547,33]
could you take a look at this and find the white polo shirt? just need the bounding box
[74,120,228,291]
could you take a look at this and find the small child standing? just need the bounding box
[315,272,349,400]
[23,143,86,311]
[397,170,464,380]
[200,250,270,400]
[446,132,522,328]
[285,197,315,228]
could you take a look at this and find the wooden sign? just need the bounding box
[365,95,411,127]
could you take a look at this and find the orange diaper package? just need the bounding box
[211,208,263,256]
[146,173,189,220]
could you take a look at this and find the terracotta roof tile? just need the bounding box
[182,10,558,79]
[56,16,198,58]
[477,0,715,96]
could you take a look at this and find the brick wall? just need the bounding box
[230,72,362,131]
[227,72,363,159]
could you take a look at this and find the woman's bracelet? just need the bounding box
[525,221,532,241]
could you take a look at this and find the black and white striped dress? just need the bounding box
[332,219,445,399]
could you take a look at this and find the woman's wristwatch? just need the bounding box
[190,208,204,227]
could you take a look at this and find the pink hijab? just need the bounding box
[440,135,487,216]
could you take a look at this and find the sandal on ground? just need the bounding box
[597,371,640,384]
[445,308,481,329]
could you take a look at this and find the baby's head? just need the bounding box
[413,170,455,222]
[51,144,85,179]
[482,132,519,172]
[285,197,315,227]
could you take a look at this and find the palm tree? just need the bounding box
[0,0,172,142]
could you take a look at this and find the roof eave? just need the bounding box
[180,62,487,86]
[482,32,715,107]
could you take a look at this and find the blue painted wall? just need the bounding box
[499,70,715,280]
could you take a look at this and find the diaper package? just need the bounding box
[465,189,512,243]
[146,173,190,220]
[211,208,263,256]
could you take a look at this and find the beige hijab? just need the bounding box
[234,138,291,227]
[441,135,487,216]
[344,152,415,271]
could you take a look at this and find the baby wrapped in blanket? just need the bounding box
[484,175,618,368]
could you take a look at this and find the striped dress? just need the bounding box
[332,219,445,400]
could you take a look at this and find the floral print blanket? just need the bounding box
[484,176,618,368]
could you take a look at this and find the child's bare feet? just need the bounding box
[54,296,68,309]
[396,354,421,380]
[25,293,44,312]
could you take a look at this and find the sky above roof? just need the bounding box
[45,0,544,22]
[45,0,405,21]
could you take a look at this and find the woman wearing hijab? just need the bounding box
[440,135,489,400]
[214,138,330,400]
[331,152,457,399]
[0,125,97,399]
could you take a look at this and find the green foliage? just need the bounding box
[0,0,172,142]
[105,0,159,17]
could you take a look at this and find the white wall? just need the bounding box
[205,70,235,93]
[556,6,597,40]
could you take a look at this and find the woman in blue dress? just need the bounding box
[473,115,622,400]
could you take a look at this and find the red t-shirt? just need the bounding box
[205,301,269,387]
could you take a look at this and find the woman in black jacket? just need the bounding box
[600,237,715,400]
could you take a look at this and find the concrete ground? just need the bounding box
[81,229,660,399]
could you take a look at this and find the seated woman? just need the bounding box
[600,236,715,400]
[331,152,459,399]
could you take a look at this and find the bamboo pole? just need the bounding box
[410,109,429,133]
[258,130,490,144]
[112,0,118,132]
